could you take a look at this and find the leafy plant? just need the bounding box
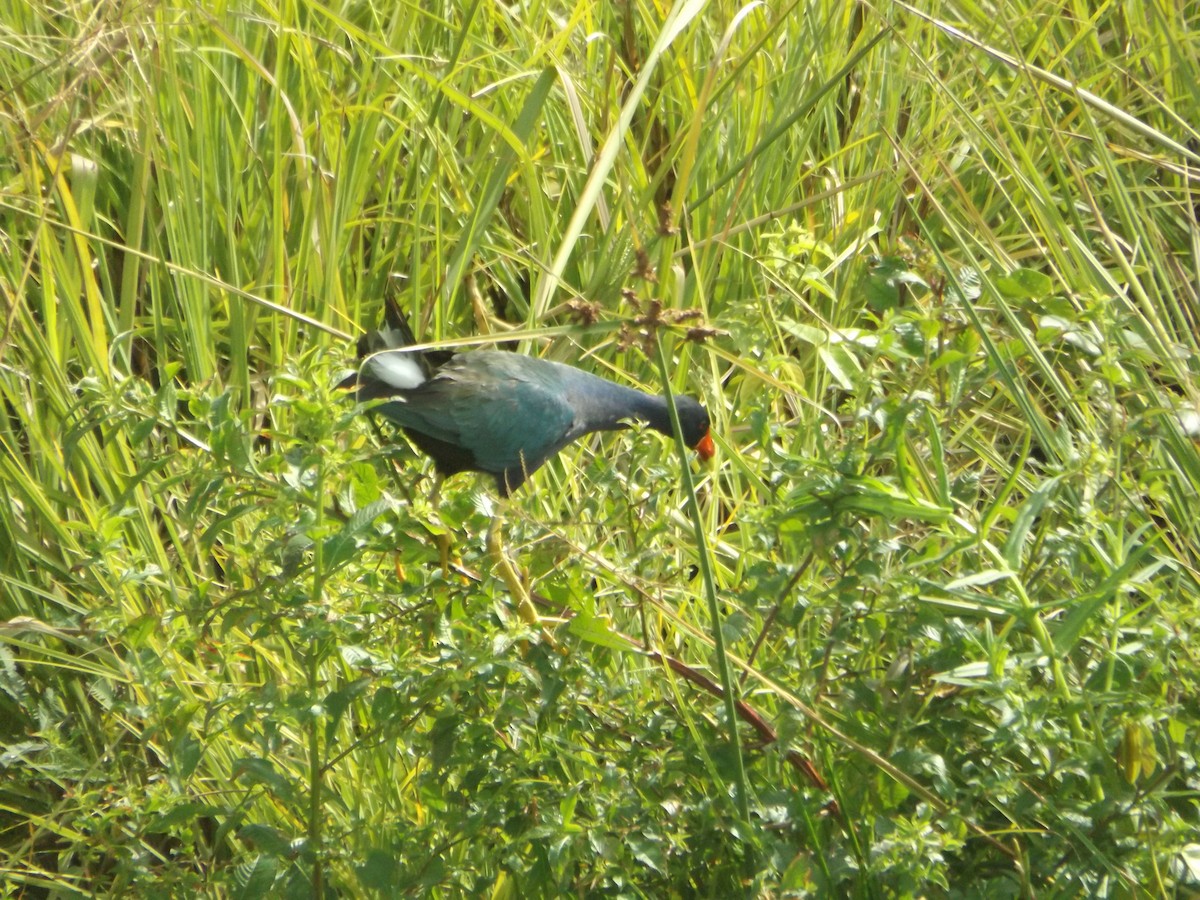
[2,1,1198,896]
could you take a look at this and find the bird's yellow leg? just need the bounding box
[487,514,560,650]
[425,474,454,576]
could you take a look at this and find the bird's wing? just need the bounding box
[376,360,578,479]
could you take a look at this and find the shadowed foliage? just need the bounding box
[1,1,1198,896]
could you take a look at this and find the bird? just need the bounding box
[340,300,715,496]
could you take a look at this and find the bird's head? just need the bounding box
[675,397,715,461]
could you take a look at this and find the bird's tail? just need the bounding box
[354,295,419,358]
[338,296,422,392]
[339,297,456,393]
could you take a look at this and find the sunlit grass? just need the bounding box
[1,0,1198,895]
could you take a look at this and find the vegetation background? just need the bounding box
[2,0,1198,896]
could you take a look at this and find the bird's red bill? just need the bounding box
[695,431,715,461]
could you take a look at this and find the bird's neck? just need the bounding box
[565,370,671,435]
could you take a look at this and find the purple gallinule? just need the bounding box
[342,302,715,495]
[343,301,715,646]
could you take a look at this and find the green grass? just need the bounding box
[2,1,1198,896]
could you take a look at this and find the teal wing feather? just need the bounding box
[376,354,578,484]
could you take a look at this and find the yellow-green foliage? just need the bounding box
[1,1,1198,896]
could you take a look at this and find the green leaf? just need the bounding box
[171,732,202,780]
[566,607,637,651]
[238,824,293,858]
[125,613,157,647]
[946,266,982,302]
[356,850,399,890]
[430,714,459,771]
[779,319,826,345]
[1002,476,1062,570]
[995,267,1053,300]
[818,344,860,391]
[233,856,279,900]
[234,759,297,804]
[321,499,392,571]
[945,569,1013,590]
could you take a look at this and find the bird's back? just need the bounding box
[371,351,580,493]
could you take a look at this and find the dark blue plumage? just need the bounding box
[343,303,714,495]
